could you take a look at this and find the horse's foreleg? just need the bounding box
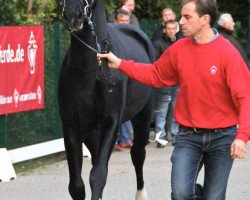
[64,132,85,200]
[89,116,119,200]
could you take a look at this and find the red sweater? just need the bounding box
[119,35,250,143]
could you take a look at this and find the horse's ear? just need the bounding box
[58,0,64,8]
[89,0,95,7]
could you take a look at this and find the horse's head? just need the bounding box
[60,0,94,32]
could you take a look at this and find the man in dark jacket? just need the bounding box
[152,8,183,42]
[217,13,249,69]
[153,20,179,147]
[153,20,177,59]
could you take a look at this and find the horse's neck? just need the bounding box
[69,0,108,71]
[70,28,98,72]
[70,0,107,52]
[92,0,108,44]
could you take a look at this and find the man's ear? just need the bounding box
[202,14,210,26]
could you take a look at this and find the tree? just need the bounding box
[0,0,59,25]
[27,0,34,18]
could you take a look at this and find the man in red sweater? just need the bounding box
[98,0,250,199]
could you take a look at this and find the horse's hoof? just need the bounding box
[136,188,149,200]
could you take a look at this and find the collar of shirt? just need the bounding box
[210,28,219,42]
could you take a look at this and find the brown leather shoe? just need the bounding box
[113,144,123,151]
[120,142,133,148]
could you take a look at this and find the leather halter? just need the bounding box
[61,0,93,19]
[60,0,100,53]
[60,0,115,93]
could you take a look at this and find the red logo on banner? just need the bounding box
[0,26,44,115]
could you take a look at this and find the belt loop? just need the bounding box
[214,128,221,133]
[193,127,202,133]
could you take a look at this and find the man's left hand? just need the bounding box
[231,139,247,159]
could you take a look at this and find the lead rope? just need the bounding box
[98,39,116,93]
[84,16,115,93]
[72,18,115,93]
[61,0,115,92]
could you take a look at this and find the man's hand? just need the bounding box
[97,52,121,69]
[231,139,247,159]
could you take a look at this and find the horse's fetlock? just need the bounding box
[69,181,86,200]
[90,174,107,189]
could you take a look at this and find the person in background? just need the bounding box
[98,0,250,199]
[114,9,130,24]
[113,9,133,152]
[153,20,179,147]
[217,13,249,69]
[152,8,182,42]
[108,0,140,28]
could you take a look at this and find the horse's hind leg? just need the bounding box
[63,126,86,200]
[131,100,153,200]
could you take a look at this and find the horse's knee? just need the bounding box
[69,179,86,200]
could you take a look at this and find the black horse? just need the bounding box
[58,0,155,199]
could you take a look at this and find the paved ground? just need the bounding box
[0,142,249,200]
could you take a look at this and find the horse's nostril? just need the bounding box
[75,10,83,20]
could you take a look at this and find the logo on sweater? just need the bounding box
[210,65,217,75]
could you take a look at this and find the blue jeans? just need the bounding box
[170,86,179,142]
[154,88,171,138]
[118,121,132,144]
[154,86,179,139]
[171,126,237,200]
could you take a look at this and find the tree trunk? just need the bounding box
[26,0,33,18]
[38,0,49,14]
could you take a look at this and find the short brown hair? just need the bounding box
[162,8,176,17]
[181,0,218,27]
[164,20,177,28]
[115,9,130,20]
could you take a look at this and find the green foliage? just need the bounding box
[104,0,182,20]
[0,0,26,25]
[234,20,248,45]
[105,0,116,17]
[0,0,60,25]
[134,0,181,20]
[217,0,249,17]
[0,0,248,26]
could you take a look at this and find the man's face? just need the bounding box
[115,15,130,24]
[224,17,235,31]
[179,2,205,37]
[123,0,135,13]
[164,23,178,39]
[162,10,175,23]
